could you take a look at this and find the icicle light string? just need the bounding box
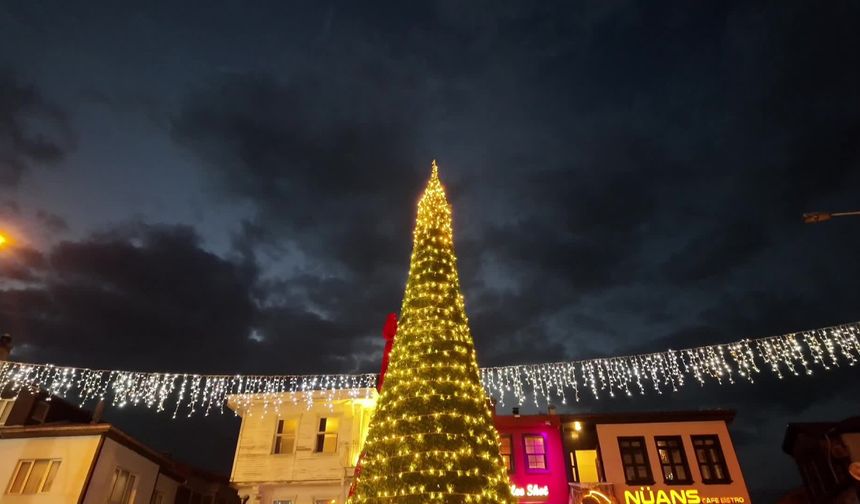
[0,321,858,417]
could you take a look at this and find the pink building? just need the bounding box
[494,410,570,504]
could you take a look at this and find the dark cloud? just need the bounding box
[0,221,396,376]
[0,224,256,371]
[0,69,75,186]
[1,0,859,499]
[0,200,20,216]
[35,209,68,233]
[0,245,45,282]
[170,70,423,271]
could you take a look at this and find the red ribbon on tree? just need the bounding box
[377,313,398,391]
[349,312,398,498]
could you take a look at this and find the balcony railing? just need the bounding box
[569,482,619,504]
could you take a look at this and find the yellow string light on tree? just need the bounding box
[348,161,515,504]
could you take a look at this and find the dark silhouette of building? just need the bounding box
[783,416,860,503]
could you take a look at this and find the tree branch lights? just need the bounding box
[348,162,515,503]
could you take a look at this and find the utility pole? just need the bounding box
[802,210,860,224]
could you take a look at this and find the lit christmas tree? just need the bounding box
[349,161,513,504]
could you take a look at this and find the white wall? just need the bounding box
[82,437,160,504]
[153,472,181,504]
[229,390,377,504]
[0,434,101,504]
[596,421,752,504]
[261,482,341,504]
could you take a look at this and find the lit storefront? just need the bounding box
[227,391,752,504]
[494,410,569,504]
[560,411,751,504]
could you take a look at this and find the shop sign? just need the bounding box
[511,483,550,500]
[623,488,745,504]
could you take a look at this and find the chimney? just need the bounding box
[547,404,557,416]
[91,399,106,424]
[0,334,11,361]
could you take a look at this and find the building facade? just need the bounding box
[1,422,184,504]
[561,411,751,504]
[0,390,238,504]
[782,416,860,503]
[227,389,378,504]
[494,412,569,504]
[227,388,752,504]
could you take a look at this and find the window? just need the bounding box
[655,436,691,484]
[618,437,653,484]
[107,467,137,504]
[273,418,298,454]
[0,398,14,425]
[499,435,513,472]
[691,435,731,484]
[315,417,339,453]
[30,401,49,423]
[6,459,60,494]
[523,434,547,470]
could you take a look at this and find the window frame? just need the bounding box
[618,436,654,485]
[273,417,298,455]
[107,466,137,504]
[499,434,514,473]
[654,436,692,485]
[0,398,14,424]
[522,434,548,472]
[691,435,732,484]
[570,449,601,483]
[315,416,339,454]
[5,458,61,495]
[29,401,49,423]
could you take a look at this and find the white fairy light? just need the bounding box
[0,322,857,417]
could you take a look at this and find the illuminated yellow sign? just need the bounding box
[623,489,745,504]
[583,489,613,504]
[624,489,699,504]
[511,484,549,499]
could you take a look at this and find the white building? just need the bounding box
[0,389,239,504]
[0,422,183,504]
[227,389,378,504]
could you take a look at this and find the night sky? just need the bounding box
[1,1,859,500]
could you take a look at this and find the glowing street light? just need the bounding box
[802,210,860,224]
